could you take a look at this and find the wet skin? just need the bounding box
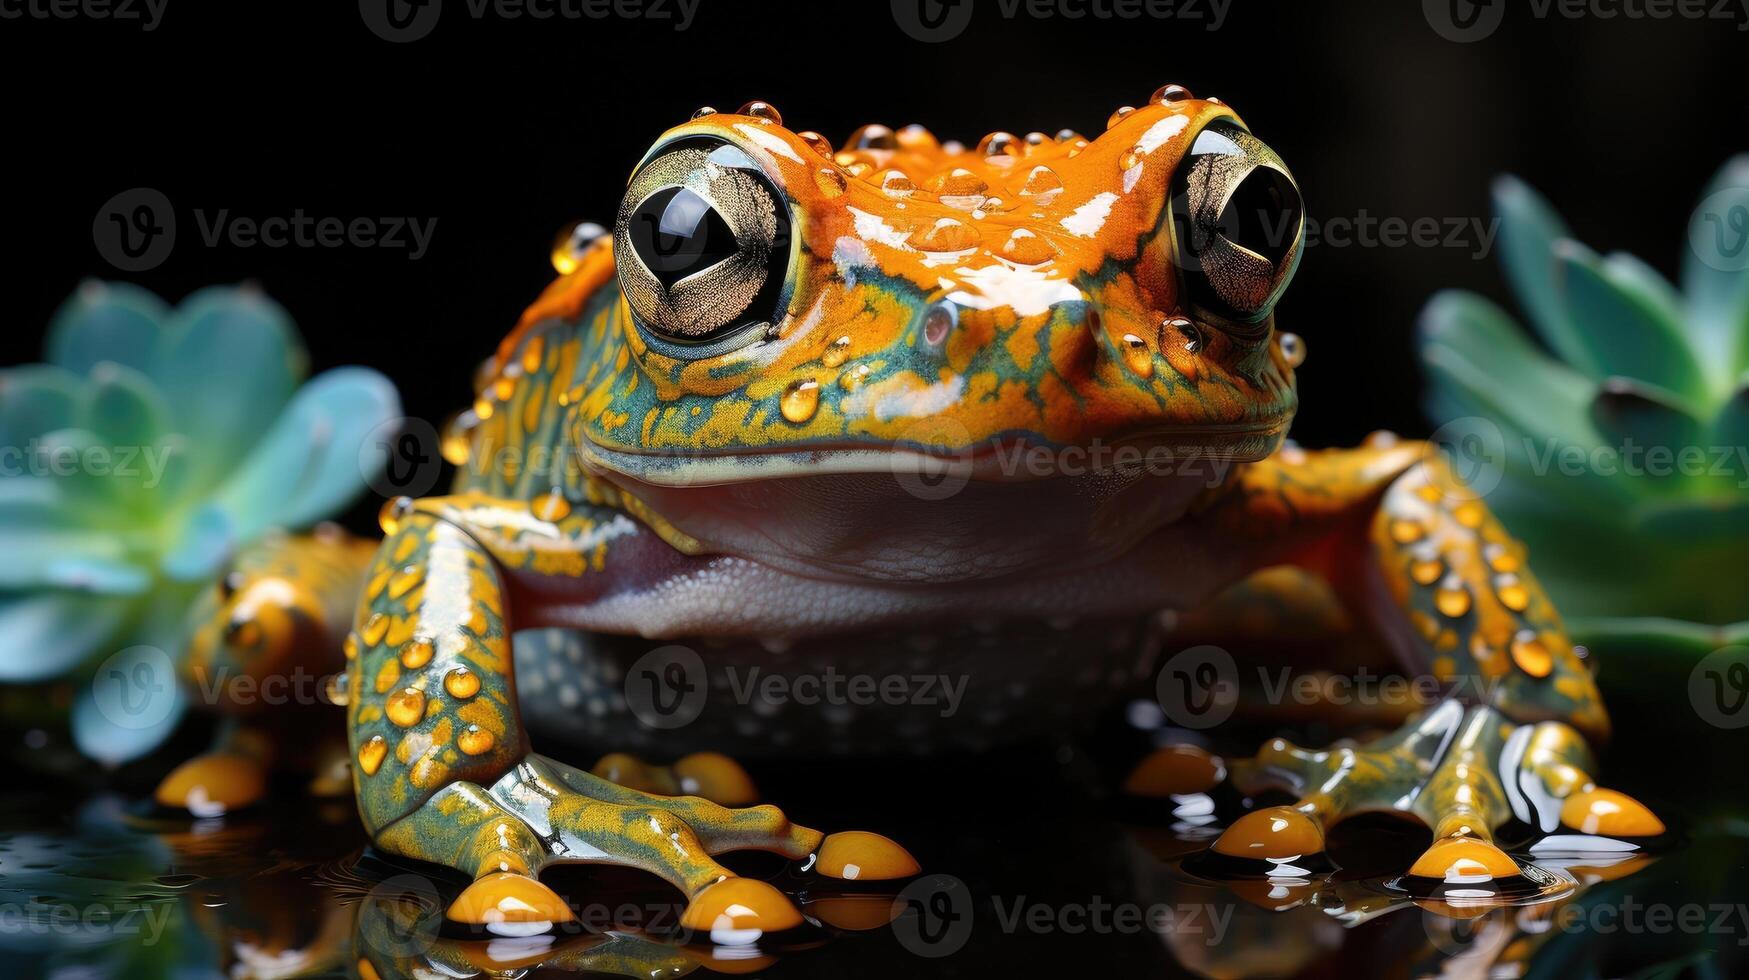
[164,88,1662,939]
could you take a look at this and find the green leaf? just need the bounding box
[79,362,167,451]
[1712,384,1749,457]
[72,653,187,766]
[0,364,82,449]
[0,592,135,682]
[208,366,401,538]
[1588,377,1704,494]
[148,286,306,496]
[44,280,168,378]
[1682,155,1749,377]
[160,503,234,582]
[1419,290,1599,441]
[1555,240,1708,399]
[1492,175,1598,374]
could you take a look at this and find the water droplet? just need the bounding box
[1055,128,1084,143]
[1484,543,1522,574]
[781,379,821,422]
[343,633,360,661]
[879,169,916,198]
[1390,519,1426,544]
[896,123,938,150]
[977,131,1021,163]
[1017,165,1064,204]
[1165,316,1203,353]
[737,100,782,125]
[1411,554,1445,585]
[534,491,572,522]
[324,672,350,707]
[399,639,433,670]
[550,220,606,275]
[357,735,387,776]
[998,228,1058,265]
[441,411,477,465]
[909,217,981,251]
[378,497,414,536]
[796,130,834,157]
[814,168,848,198]
[840,363,872,391]
[1279,331,1306,367]
[1121,334,1154,377]
[1151,83,1194,104]
[1107,105,1136,130]
[926,168,990,211]
[1435,581,1472,618]
[458,725,497,756]
[823,335,853,368]
[1120,146,1145,170]
[1511,630,1553,677]
[846,123,897,150]
[1024,131,1049,146]
[1495,575,1530,612]
[1453,501,1486,529]
[691,106,717,119]
[386,688,427,728]
[445,667,481,700]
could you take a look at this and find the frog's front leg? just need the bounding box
[347,494,915,938]
[1198,443,1663,883]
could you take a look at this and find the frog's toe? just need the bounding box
[447,872,574,935]
[813,831,920,881]
[590,750,760,806]
[1557,787,1664,837]
[1211,806,1326,862]
[679,877,803,938]
[154,753,267,816]
[1123,744,1226,798]
[1408,836,1522,884]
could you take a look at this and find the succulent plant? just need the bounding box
[0,282,399,764]
[1418,158,1749,677]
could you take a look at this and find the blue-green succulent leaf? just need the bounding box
[1601,252,1687,337]
[1555,240,1708,399]
[1588,378,1704,487]
[79,362,167,454]
[1492,175,1599,374]
[149,286,307,496]
[1712,385,1749,459]
[72,650,187,766]
[1682,155,1749,376]
[0,364,82,449]
[161,503,234,582]
[0,591,134,683]
[45,281,168,378]
[0,484,147,592]
[208,367,401,538]
[1418,290,1600,442]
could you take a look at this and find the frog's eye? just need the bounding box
[1168,122,1304,339]
[613,138,792,349]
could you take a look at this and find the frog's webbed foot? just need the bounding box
[1212,703,1665,890]
[154,751,269,817]
[591,750,760,806]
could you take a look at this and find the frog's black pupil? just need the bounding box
[628,186,739,288]
[1219,166,1301,267]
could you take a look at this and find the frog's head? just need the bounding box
[546,89,1306,589]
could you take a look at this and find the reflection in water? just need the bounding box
[0,778,1741,978]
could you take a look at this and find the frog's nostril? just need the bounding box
[1219,167,1302,270]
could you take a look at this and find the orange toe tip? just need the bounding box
[673,751,760,806]
[1560,788,1665,838]
[1211,806,1324,860]
[1409,837,1521,882]
[814,831,921,881]
[446,872,574,926]
[681,878,803,936]
[153,755,266,816]
[1122,745,1224,798]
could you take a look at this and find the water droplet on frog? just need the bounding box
[1511,630,1553,677]
[441,411,477,465]
[550,220,606,275]
[927,168,990,211]
[1165,316,1203,353]
[977,131,1021,164]
[909,217,980,251]
[796,130,834,158]
[1024,131,1049,146]
[1495,575,1531,612]
[998,228,1058,265]
[846,123,898,150]
[781,379,821,423]
[324,672,350,707]
[1120,146,1145,170]
[1018,165,1064,204]
[1121,334,1154,377]
[1436,579,1473,618]
[737,100,782,125]
[691,106,717,119]
[1279,331,1306,367]
[1055,128,1085,143]
[814,167,848,198]
[1107,105,1137,130]
[923,304,956,346]
[1151,83,1195,104]
[897,123,938,150]
[879,169,916,198]
[823,335,853,368]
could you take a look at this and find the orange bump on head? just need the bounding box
[1122,744,1225,798]
[672,751,759,806]
[1408,837,1521,882]
[154,754,266,815]
[1561,788,1665,837]
[447,872,574,925]
[1211,806,1323,860]
[679,877,803,934]
[815,831,921,881]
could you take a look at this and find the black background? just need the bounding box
[5,0,1746,481]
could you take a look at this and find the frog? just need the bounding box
[177,88,1665,948]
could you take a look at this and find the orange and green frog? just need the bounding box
[154,87,1664,948]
